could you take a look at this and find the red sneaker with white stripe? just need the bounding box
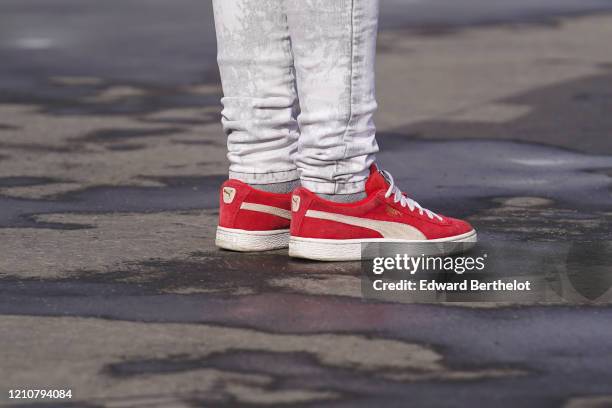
[215,179,292,251]
[289,165,477,261]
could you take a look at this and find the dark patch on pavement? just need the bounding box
[104,350,329,378]
[379,1,612,30]
[0,141,85,153]
[172,139,221,146]
[0,176,61,188]
[104,143,147,151]
[0,77,222,117]
[469,199,612,241]
[140,117,218,126]
[389,71,612,154]
[0,123,18,130]
[14,213,94,230]
[74,127,183,143]
[105,351,364,406]
[139,175,225,188]
[102,349,457,406]
[0,175,224,228]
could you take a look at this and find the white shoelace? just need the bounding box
[381,170,443,221]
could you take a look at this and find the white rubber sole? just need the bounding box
[216,226,290,252]
[289,230,478,261]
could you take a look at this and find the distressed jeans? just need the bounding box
[212,0,379,194]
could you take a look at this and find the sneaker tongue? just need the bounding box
[365,164,390,195]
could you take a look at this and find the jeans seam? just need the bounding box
[334,0,356,194]
[301,178,367,184]
[230,169,298,175]
[301,178,366,194]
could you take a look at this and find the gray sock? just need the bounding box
[318,192,366,203]
[249,179,300,194]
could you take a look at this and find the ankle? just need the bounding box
[317,192,366,203]
[248,179,299,194]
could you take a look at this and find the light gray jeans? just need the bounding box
[212,0,379,194]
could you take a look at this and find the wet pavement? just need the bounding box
[1,1,612,407]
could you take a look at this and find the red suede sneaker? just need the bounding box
[289,165,477,261]
[216,179,292,251]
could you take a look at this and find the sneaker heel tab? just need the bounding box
[223,178,249,189]
[289,185,304,195]
[291,188,316,214]
[293,186,312,197]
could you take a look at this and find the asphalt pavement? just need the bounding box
[1,1,612,406]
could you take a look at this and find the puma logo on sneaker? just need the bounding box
[385,204,402,217]
[292,195,300,212]
[222,187,236,203]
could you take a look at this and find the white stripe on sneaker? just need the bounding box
[240,202,292,219]
[305,209,426,240]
